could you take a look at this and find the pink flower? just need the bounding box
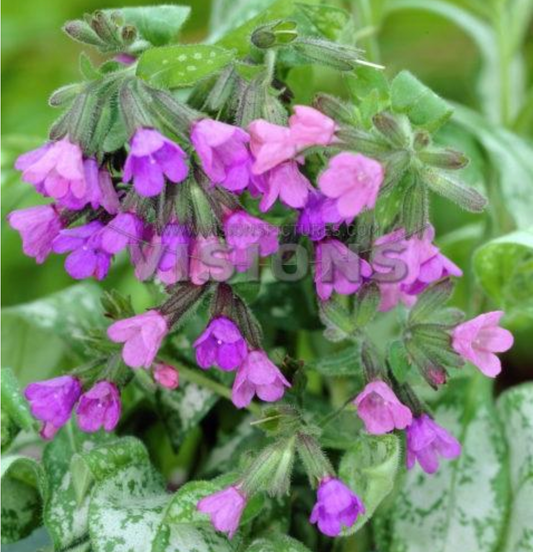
[224,210,279,272]
[76,381,121,433]
[15,138,87,208]
[318,152,383,222]
[315,239,372,301]
[197,485,246,539]
[232,350,291,408]
[123,128,188,197]
[288,105,337,149]
[310,477,365,537]
[153,363,179,389]
[107,310,168,368]
[452,311,513,377]
[191,119,252,192]
[248,119,296,175]
[84,159,120,214]
[406,414,461,474]
[251,160,311,212]
[354,381,412,434]
[189,235,233,285]
[24,375,81,438]
[7,205,62,264]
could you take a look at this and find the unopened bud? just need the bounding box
[373,112,411,148]
[121,25,137,45]
[205,65,238,112]
[63,20,105,47]
[91,10,120,46]
[153,363,179,390]
[418,148,469,170]
[313,93,356,125]
[49,84,83,108]
[251,20,298,49]
[296,432,334,485]
[402,179,428,236]
[413,130,431,150]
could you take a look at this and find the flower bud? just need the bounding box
[251,20,298,49]
[313,93,356,125]
[63,20,105,47]
[418,148,469,170]
[372,112,411,148]
[296,432,334,484]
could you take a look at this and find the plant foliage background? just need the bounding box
[1,0,533,551]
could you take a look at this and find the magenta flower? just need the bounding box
[84,159,120,214]
[251,160,311,212]
[15,138,87,208]
[7,205,63,264]
[107,310,168,369]
[354,381,412,434]
[288,105,337,149]
[99,212,145,255]
[153,363,179,389]
[24,375,81,439]
[189,235,232,285]
[406,414,461,474]
[372,226,462,311]
[310,477,365,537]
[197,485,246,539]
[123,128,188,197]
[52,221,111,280]
[232,350,291,408]
[315,239,372,301]
[318,153,383,222]
[76,381,121,433]
[452,311,513,377]
[224,210,279,272]
[191,119,252,192]
[194,317,248,371]
[249,119,296,175]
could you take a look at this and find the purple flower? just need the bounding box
[249,119,296,175]
[52,221,111,280]
[315,239,372,301]
[232,350,291,408]
[191,119,252,192]
[372,226,462,311]
[107,310,168,369]
[354,381,412,434]
[318,152,383,222]
[310,477,365,537]
[24,375,81,438]
[197,485,247,539]
[189,235,233,285]
[99,212,145,255]
[251,160,311,212]
[7,205,62,264]
[406,414,461,474]
[123,128,188,197]
[84,159,120,214]
[452,311,513,377]
[76,381,121,433]
[194,317,248,371]
[224,210,279,272]
[15,138,87,208]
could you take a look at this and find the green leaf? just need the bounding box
[246,534,312,552]
[1,455,45,544]
[390,70,453,131]
[137,45,234,89]
[339,434,401,535]
[306,343,363,376]
[387,340,410,384]
[408,279,455,325]
[473,229,533,320]
[385,377,508,552]
[345,66,390,103]
[496,383,533,552]
[118,6,191,46]
[319,296,356,342]
[296,4,351,40]
[1,367,36,434]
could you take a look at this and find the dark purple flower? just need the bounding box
[224,210,279,272]
[52,221,111,280]
[194,317,247,371]
[197,485,247,539]
[99,212,145,255]
[123,128,189,197]
[232,350,291,408]
[315,239,372,301]
[24,375,82,438]
[310,477,365,537]
[191,119,252,192]
[107,310,168,369]
[76,381,121,433]
[7,204,62,264]
[406,414,462,474]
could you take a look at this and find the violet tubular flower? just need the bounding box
[310,477,365,537]
[123,128,189,197]
[107,310,169,369]
[24,375,82,439]
[193,316,248,371]
[76,381,121,433]
[197,485,247,539]
[406,414,461,474]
